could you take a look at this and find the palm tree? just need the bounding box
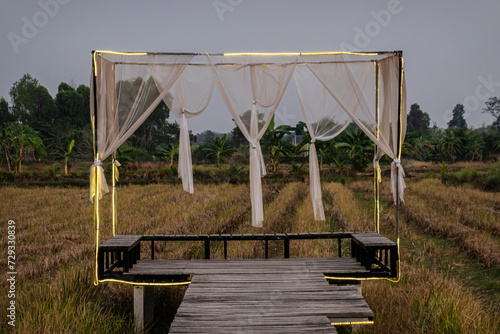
[203,134,236,168]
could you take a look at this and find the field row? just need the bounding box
[340,178,500,333]
[403,178,500,268]
[1,179,499,333]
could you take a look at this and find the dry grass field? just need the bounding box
[1,175,499,333]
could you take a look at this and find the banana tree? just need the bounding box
[1,122,46,173]
[203,134,236,168]
[334,127,373,172]
[261,116,294,173]
[438,130,463,162]
[157,140,180,167]
[62,139,75,175]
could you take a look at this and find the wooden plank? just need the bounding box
[166,260,372,333]
[99,235,142,249]
[351,232,396,247]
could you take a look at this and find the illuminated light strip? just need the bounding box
[99,279,191,287]
[93,50,147,75]
[223,51,381,56]
[95,50,148,56]
[223,52,300,56]
[331,320,374,326]
[301,51,379,56]
[93,153,100,286]
[112,158,116,236]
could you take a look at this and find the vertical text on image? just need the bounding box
[7,220,17,327]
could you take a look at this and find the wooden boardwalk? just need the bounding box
[128,258,374,333]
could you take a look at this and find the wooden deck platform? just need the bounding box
[97,233,397,332]
[154,259,373,333]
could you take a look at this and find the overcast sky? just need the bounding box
[1,0,499,133]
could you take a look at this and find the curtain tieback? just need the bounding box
[90,159,109,202]
[390,158,406,204]
[91,159,102,168]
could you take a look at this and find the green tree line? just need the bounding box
[0,74,179,173]
[404,103,500,163]
[1,73,500,175]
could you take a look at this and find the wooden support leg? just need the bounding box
[134,286,154,333]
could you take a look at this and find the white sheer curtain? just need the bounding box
[375,56,407,203]
[90,53,193,201]
[293,64,354,220]
[300,53,407,204]
[205,54,298,227]
[151,64,214,194]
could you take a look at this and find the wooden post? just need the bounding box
[284,238,290,259]
[134,286,154,333]
[338,238,342,257]
[204,239,210,259]
[265,240,268,259]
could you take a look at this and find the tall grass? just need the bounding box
[0,186,133,333]
[361,262,500,334]
[403,179,500,267]
[0,184,253,332]
[16,266,135,334]
[224,182,307,259]
[335,179,500,334]
[2,179,499,333]
[288,191,333,258]
[409,178,500,237]
[322,182,372,231]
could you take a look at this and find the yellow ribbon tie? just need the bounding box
[113,160,121,181]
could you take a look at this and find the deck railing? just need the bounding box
[141,232,352,260]
[98,232,398,282]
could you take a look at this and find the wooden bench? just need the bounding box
[351,232,398,278]
[98,235,142,277]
